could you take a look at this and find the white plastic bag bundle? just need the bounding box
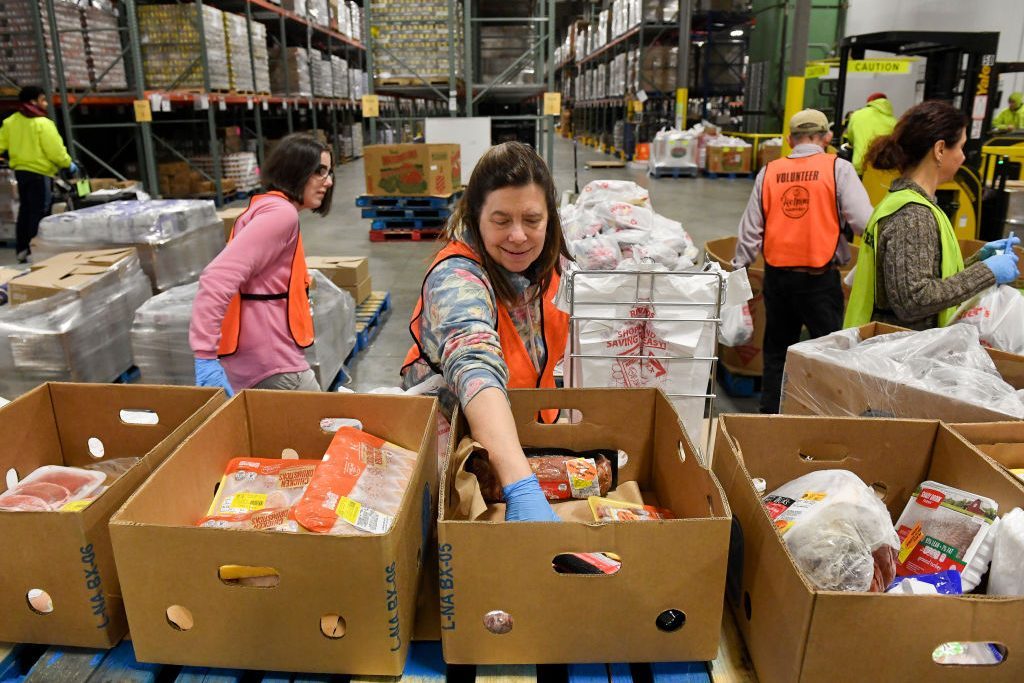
[571,235,622,270]
[648,127,699,172]
[988,507,1024,596]
[953,285,1024,354]
[575,180,650,211]
[763,469,900,592]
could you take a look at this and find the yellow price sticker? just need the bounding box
[335,496,362,524]
[898,521,924,564]
[543,92,562,116]
[801,491,827,501]
[61,500,93,512]
[229,492,267,512]
[361,94,380,117]
[849,59,912,74]
[133,99,152,122]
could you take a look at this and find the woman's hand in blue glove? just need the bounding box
[978,234,1021,260]
[503,474,561,522]
[983,252,1020,285]
[194,357,235,396]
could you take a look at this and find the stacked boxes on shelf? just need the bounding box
[138,4,230,91]
[307,0,330,28]
[350,66,365,98]
[0,0,91,89]
[332,55,349,98]
[82,3,128,90]
[43,0,90,89]
[347,0,362,42]
[369,0,461,83]
[194,152,260,193]
[270,45,312,97]
[281,0,307,19]
[640,44,677,93]
[251,20,271,93]
[311,49,332,97]
[223,12,255,93]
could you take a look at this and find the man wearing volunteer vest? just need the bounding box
[733,109,873,413]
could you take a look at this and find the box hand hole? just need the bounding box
[87,437,105,459]
[552,552,621,575]
[932,641,1007,666]
[321,613,347,639]
[677,440,686,463]
[281,448,299,460]
[26,589,53,615]
[218,565,280,588]
[119,409,159,425]
[5,467,17,490]
[166,605,194,631]
[655,609,686,632]
[483,610,514,634]
[320,417,363,433]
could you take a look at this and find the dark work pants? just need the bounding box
[760,264,844,414]
[14,170,51,256]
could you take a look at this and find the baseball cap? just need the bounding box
[789,109,830,134]
[867,92,887,102]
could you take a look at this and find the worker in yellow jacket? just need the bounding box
[844,92,897,176]
[992,92,1024,132]
[0,86,76,262]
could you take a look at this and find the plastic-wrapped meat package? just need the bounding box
[953,285,1024,354]
[83,457,141,485]
[197,458,321,532]
[294,427,418,535]
[0,465,106,511]
[468,448,617,502]
[569,235,622,270]
[762,469,900,592]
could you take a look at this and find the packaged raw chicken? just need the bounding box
[197,457,321,532]
[294,427,418,535]
[762,469,900,592]
[0,465,106,511]
[894,480,998,591]
[468,447,617,503]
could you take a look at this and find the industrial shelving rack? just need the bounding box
[0,0,367,204]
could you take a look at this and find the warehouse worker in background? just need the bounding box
[845,100,1019,330]
[190,133,334,395]
[402,141,569,522]
[844,92,897,176]
[733,109,873,414]
[0,85,76,262]
[992,92,1024,132]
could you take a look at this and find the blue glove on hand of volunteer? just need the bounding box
[68,162,79,175]
[978,234,1021,260]
[194,358,235,396]
[503,474,561,522]
[983,252,1020,285]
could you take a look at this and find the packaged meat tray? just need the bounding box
[294,427,418,535]
[589,495,674,521]
[469,448,618,503]
[197,457,321,532]
[0,465,106,512]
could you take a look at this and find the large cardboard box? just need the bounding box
[217,206,247,241]
[8,248,138,305]
[706,145,752,174]
[110,390,439,675]
[713,414,1024,683]
[438,388,732,664]
[950,421,1024,476]
[306,256,369,288]
[704,236,859,376]
[960,238,1024,289]
[363,143,461,196]
[343,276,372,305]
[0,383,224,648]
[782,321,1024,421]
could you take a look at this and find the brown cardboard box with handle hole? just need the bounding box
[0,383,225,649]
[782,322,1024,421]
[949,422,1024,479]
[109,390,439,675]
[437,387,732,664]
[712,414,1024,683]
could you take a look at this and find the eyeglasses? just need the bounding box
[313,165,334,179]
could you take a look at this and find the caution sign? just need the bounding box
[848,59,912,74]
[804,63,830,79]
[361,94,380,118]
[543,91,561,116]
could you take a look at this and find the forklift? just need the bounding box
[831,31,1021,241]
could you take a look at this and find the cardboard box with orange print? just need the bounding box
[363,144,461,197]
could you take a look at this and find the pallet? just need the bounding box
[368,228,443,242]
[649,167,699,179]
[716,364,760,398]
[361,207,451,220]
[0,639,713,683]
[703,171,753,180]
[586,160,626,169]
[376,76,453,87]
[352,290,392,353]
[113,365,141,384]
[355,193,462,209]
[371,217,446,230]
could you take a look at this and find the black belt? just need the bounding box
[240,292,287,300]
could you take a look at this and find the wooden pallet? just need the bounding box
[375,76,453,87]
[371,217,447,230]
[356,192,462,209]
[368,228,443,243]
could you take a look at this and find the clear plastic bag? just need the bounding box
[988,507,1024,596]
[953,285,1024,354]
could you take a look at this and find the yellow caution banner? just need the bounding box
[848,59,912,74]
[804,63,830,79]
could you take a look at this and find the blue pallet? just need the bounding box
[113,365,141,384]
[352,291,392,353]
[717,364,760,398]
[649,166,699,179]
[371,216,447,230]
[361,206,452,220]
[355,192,461,209]
[703,171,752,179]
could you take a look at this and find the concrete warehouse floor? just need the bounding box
[0,134,760,415]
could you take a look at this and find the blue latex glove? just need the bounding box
[983,252,1020,285]
[68,162,79,175]
[978,234,1021,260]
[194,358,235,396]
[503,474,561,522]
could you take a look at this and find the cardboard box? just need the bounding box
[88,178,142,192]
[110,390,439,675]
[438,388,731,664]
[217,206,247,241]
[706,145,752,174]
[756,143,782,169]
[0,383,224,648]
[8,248,138,305]
[949,421,1024,476]
[306,256,369,287]
[0,266,25,287]
[343,276,372,305]
[363,143,461,196]
[704,237,859,377]
[960,238,1024,289]
[782,321,1024,421]
[712,414,1024,683]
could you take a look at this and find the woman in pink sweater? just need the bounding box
[189,133,334,394]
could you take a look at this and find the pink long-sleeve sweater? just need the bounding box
[189,193,310,389]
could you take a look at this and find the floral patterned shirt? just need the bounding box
[401,251,546,418]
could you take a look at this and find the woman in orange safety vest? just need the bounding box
[401,141,571,523]
[189,133,334,395]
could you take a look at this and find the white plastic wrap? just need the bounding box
[130,271,356,390]
[0,254,151,397]
[988,507,1024,596]
[648,127,699,174]
[782,324,1024,419]
[953,285,1024,354]
[34,200,224,292]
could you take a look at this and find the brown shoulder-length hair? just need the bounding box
[261,133,334,216]
[444,141,571,306]
[866,100,966,174]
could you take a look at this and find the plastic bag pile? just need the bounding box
[559,180,700,271]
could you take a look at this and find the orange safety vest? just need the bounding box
[217,191,314,357]
[761,153,841,269]
[402,240,568,424]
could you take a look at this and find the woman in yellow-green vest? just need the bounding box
[845,101,1020,331]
